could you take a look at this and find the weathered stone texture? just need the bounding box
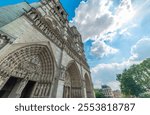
[0,0,95,98]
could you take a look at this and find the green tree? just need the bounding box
[139,92,150,98]
[94,89,106,98]
[117,58,150,97]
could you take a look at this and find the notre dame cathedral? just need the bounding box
[0,0,95,98]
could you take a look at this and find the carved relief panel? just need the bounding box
[0,34,9,50]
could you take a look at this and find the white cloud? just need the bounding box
[70,0,150,90]
[91,37,150,90]
[113,0,135,28]
[130,38,150,61]
[71,0,136,58]
[7,0,149,93]
[132,0,150,23]
[94,80,120,90]
[71,0,114,40]
[94,80,102,89]
[71,0,135,40]
[91,60,140,90]
[107,81,120,90]
[119,28,131,36]
[91,40,118,58]
[119,24,137,36]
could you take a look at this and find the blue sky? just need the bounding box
[0,0,39,6]
[0,0,83,20]
[1,0,150,90]
[69,0,150,90]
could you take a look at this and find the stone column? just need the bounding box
[55,65,66,98]
[82,79,87,98]
[30,82,38,98]
[0,75,9,90]
[8,78,28,98]
[56,80,64,97]
[79,64,86,98]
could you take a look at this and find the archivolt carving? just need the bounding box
[0,44,54,83]
[63,62,83,98]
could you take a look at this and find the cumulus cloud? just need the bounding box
[130,38,150,61]
[71,0,114,40]
[70,0,150,90]
[91,60,139,90]
[92,59,148,91]
[113,0,135,28]
[119,24,137,36]
[91,37,150,90]
[71,0,134,39]
[71,0,135,58]
[91,40,118,58]
[71,0,111,39]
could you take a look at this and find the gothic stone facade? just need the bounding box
[0,0,95,98]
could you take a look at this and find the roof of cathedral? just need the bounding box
[0,2,40,28]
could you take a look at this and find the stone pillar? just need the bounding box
[56,80,64,97]
[0,76,9,90]
[55,65,66,98]
[49,79,56,97]
[50,43,64,98]
[30,82,38,98]
[8,78,28,98]
[82,79,87,98]
[79,64,86,98]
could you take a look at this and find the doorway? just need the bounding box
[20,81,36,98]
[0,77,21,98]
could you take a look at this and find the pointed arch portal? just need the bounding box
[0,44,54,98]
[63,62,83,98]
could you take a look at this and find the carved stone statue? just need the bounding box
[60,65,66,80]
[0,34,9,49]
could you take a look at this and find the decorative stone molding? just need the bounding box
[0,34,8,43]
[0,1,94,98]
[64,72,71,87]
[0,44,54,83]
[59,65,66,80]
[32,82,51,98]
[0,31,13,50]
[25,2,90,72]
[16,79,28,95]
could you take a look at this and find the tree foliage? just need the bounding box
[117,58,150,97]
[94,89,106,98]
[139,92,150,98]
